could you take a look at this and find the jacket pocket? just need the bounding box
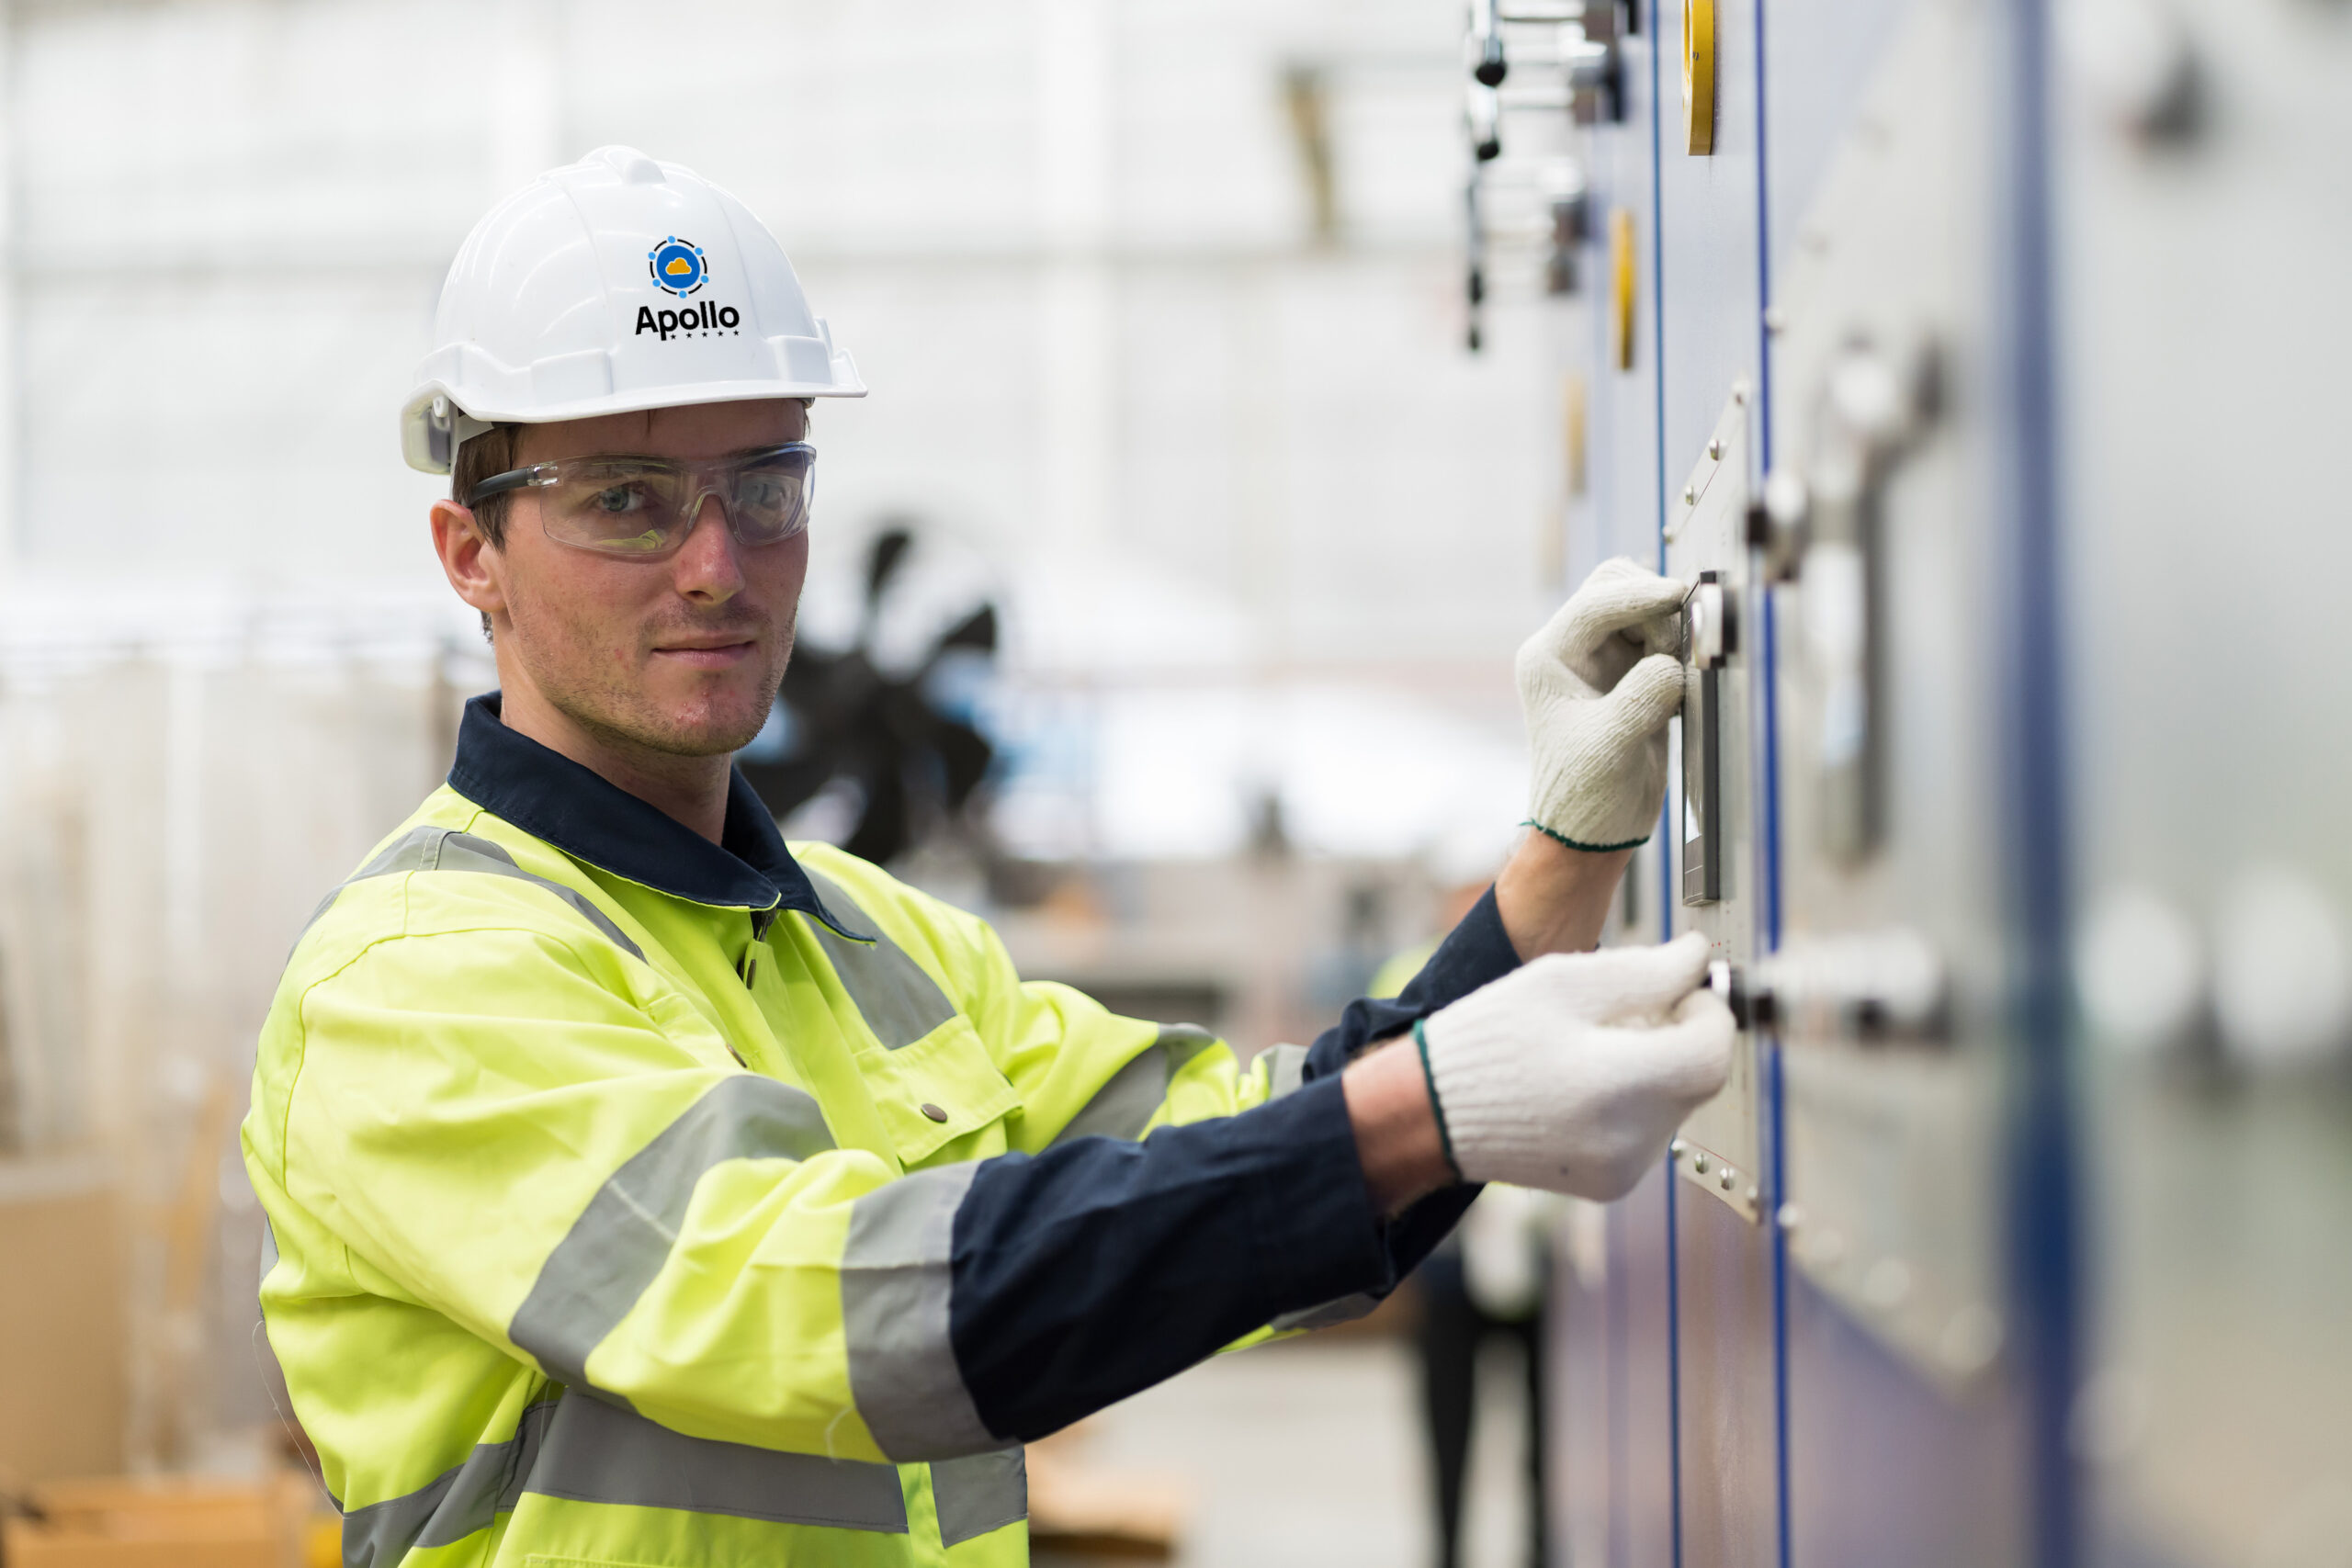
[859,1020,1022,1167]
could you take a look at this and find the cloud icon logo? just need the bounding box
[647,237,707,298]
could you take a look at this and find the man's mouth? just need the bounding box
[650,636,759,670]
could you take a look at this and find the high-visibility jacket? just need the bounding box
[243,694,1508,1568]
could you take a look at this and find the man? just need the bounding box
[243,146,1730,1568]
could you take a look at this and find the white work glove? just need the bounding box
[1416,932,1733,1200]
[1519,557,1689,851]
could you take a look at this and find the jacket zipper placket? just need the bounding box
[738,905,781,989]
[723,906,785,1068]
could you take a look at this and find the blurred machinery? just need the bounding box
[738,525,1000,867]
[1464,0,2352,1563]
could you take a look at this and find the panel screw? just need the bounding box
[1707,438,1723,459]
[1777,1204,1804,1231]
[1692,1151,1711,1173]
[1718,1168,1736,1190]
[1763,306,1788,334]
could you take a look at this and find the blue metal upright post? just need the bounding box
[1996,0,2079,1562]
[1646,16,1684,1563]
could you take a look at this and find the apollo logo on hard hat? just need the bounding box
[636,234,743,342]
[649,236,707,296]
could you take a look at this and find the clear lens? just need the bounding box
[726,448,814,546]
[543,462,687,554]
[534,446,815,557]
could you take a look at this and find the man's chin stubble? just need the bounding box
[551,679,771,761]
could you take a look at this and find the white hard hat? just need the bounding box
[401,145,865,474]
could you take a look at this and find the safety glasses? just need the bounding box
[467,443,816,559]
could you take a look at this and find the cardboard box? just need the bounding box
[0,1157,126,1483]
[4,1473,310,1568]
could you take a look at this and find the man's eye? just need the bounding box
[592,486,646,514]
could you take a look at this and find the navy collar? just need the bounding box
[447,694,866,937]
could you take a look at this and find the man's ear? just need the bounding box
[431,501,506,621]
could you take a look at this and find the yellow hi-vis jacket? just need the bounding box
[243,696,1506,1568]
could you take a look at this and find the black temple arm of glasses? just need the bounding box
[464,466,542,507]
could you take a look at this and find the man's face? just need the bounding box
[478,399,808,759]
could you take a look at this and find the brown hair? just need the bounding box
[450,424,520,639]
[450,423,522,547]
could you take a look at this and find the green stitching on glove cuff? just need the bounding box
[1412,1018,1465,1184]
[1524,819,1651,854]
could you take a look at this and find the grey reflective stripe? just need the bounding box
[1048,1024,1225,1146]
[1271,1292,1383,1334]
[1047,1048,1164,1145]
[799,871,958,1049]
[932,1449,1027,1547]
[523,1390,908,1533]
[840,1162,997,1461]
[304,827,644,963]
[340,1400,559,1567]
[509,1075,834,1390]
[1156,1023,1220,1069]
[257,1214,279,1292]
[1259,1042,1311,1102]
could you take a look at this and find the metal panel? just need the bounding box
[1654,10,1777,1556]
[1654,0,1767,488]
[1761,0,2041,1562]
[1784,1268,2027,1568]
[1553,1200,1617,1568]
[1769,0,2007,1382]
[1759,0,1917,284]
[1555,17,1679,1567]
[1613,1162,1680,1568]
[2058,0,2352,1562]
[1552,1160,1683,1568]
[1675,1188,1778,1568]
[1536,0,2109,1557]
[1663,389,1778,1568]
[1568,26,1668,581]
[1666,390,1766,1224]
[1652,6,1779,1558]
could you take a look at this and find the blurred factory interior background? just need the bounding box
[0,2,1559,1563]
[1,0,2349,1565]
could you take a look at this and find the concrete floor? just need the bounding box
[1036,1333,1537,1568]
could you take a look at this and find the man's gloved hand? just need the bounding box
[1519,557,1689,851]
[1416,932,1733,1200]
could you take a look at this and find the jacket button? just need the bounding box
[919,1102,949,1123]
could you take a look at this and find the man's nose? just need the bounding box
[670,491,745,603]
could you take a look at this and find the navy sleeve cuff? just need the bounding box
[1297,886,1523,1281]
[950,1073,1390,1442]
[949,887,1525,1440]
[1300,886,1521,1081]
